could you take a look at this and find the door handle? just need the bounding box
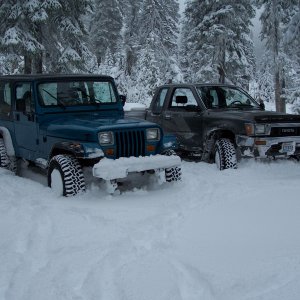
[164,114,172,120]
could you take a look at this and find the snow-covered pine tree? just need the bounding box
[256,0,299,112]
[89,0,123,67]
[181,0,255,89]
[0,0,94,74]
[283,0,300,113]
[129,0,180,103]
[121,0,142,77]
[45,0,94,73]
[0,0,47,73]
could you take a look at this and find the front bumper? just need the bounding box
[92,154,181,180]
[236,135,300,158]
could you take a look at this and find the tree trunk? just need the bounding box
[274,70,286,113]
[33,52,43,74]
[218,40,226,83]
[24,55,32,74]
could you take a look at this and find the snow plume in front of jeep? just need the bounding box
[38,80,119,107]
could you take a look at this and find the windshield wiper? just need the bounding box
[76,88,102,104]
[42,88,66,109]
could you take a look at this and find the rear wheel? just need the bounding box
[215,138,237,170]
[48,154,86,197]
[163,149,182,182]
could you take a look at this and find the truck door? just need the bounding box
[161,87,204,154]
[13,82,39,159]
[146,87,169,126]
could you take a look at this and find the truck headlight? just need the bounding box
[245,123,254,136]
[98,131,114,145]
[255,124,266,135]
[146,128,160,141]
[245,123,267,136]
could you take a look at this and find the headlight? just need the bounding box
[245,123,254,136]
[255,124,266,135]
[98,131,114,145]
[146,128,160,141]
[245,123,267,136]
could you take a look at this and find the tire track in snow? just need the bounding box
[4,207,54,300]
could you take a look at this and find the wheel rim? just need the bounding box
[51,169,64,196]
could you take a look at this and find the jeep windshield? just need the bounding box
[38,80,118,107]
[197,86,260,110]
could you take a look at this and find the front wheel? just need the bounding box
[48,155,86,197]
[0,138,17,173]
[215,138,237,170]
[163,149,182,182]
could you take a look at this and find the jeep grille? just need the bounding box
[115,130,145,158]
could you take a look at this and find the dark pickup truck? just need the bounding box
[126,83,300,169]
[0,74,181,196]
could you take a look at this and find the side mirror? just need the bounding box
[259,100,265,110]
[120,95,126,106]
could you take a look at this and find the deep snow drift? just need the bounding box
[1,158,300,300]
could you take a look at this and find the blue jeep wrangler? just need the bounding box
[0,74,181,196]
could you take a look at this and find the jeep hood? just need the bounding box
[40,113,157,140]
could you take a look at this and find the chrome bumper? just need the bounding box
[92,155,181,180]
[236,135,300,158]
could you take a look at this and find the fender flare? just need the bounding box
[50,141,105,160]
[0,127,15,156]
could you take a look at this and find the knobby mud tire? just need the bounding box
[0,138,17,173]
[48,154,86,197]
[163,149,182,182]
[215,138,237,170]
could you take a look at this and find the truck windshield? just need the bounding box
[38,80,118,107]
[197,86,260,109]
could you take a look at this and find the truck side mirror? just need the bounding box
[120,95,126,106]
[259,100,265,110]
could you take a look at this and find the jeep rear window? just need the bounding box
[38,80,117,107]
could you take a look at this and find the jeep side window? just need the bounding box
[0,82,11,117]
[15,83,34,112]
[152,88,168,114]
[170,88,198,108]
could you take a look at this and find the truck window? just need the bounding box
[170,88,198,108]
[152,88,168,113]
[0,82,11,117]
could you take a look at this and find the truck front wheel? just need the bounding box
[215,138,237,170]
[48,155,86,197]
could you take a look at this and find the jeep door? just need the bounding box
[13,82,39,159]
[161,87,204,153]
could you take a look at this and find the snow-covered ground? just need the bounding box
[1,158,300,300]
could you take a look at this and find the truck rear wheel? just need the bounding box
[163,150,182,182]
[48,154,85,197]
[215,138,237,170]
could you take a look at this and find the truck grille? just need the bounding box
[115,130,145,158]
[270,127,300,137]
